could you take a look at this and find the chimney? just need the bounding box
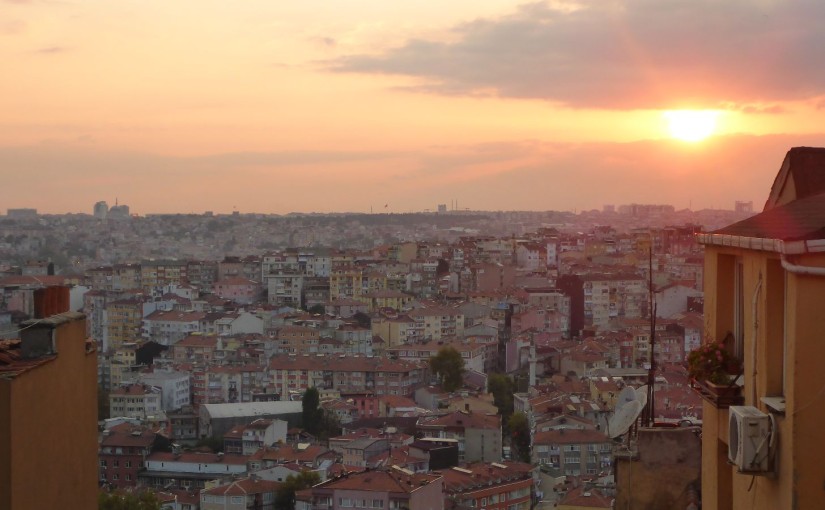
[20,287,73,358]
[33,286,70,319]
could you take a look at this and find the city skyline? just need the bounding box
[3,1,825,214]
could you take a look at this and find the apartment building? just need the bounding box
[141,259,188,295]
[269,354,427,397]
[696,147,825,509]
[417,411,502,463]
[109,384,162,419]
[582,273,647,328]
[142,310,205,346]
[106,297,145,352]
[304,467,444,510]
[99,423,162,488]
[441,462,533,510]
[200,476,280,510]
[407,307,465,342]
[532,428,612,477]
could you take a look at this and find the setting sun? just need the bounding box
[664,110,719,142]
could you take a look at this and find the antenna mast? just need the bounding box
[644,247,657,427]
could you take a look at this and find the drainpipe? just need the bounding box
[751,274,762,405]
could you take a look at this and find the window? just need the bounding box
[100,460,107,467]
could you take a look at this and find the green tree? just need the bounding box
[488,373,514,418]
[352,311,372,328]
[508,412,532,463]
[301,387,322,435]
[307,304,325,315]
[99,490,161,510]
[429,346,465,392]
[195,435,224,453]
[275,470,321,510]
[317,408,342,440]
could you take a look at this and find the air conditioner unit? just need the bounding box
[728,406,771,473]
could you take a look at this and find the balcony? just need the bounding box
[690,378,743,408]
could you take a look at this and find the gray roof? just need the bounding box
[201,401,302,419]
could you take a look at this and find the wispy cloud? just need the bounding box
[330,0,825,110]
[32,45,68,55]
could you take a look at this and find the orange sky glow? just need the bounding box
[2,0,825,214]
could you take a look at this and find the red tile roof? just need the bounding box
[315,467,441,494]
[111,384,156,396]
[100,423,156,448]
[418,411,501,430]
[557,486,613,508]
[440,461,533,494]
[203,477,280,496]
[0,339,56,376]
[250,444,329,464]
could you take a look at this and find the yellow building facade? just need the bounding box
[697,147,825,509]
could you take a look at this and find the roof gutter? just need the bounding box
[697,234,825,255]
[697,234,825,276]
[780,255,825,276]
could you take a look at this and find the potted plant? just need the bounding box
[687,337,742,395]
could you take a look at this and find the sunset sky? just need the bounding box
[3,0,825,214]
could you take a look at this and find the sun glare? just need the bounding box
[664,110,719,142]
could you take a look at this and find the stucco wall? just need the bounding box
[615,427,701,510]
[0,316,98,510]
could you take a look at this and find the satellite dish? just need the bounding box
[615,387,638,411]
[635,385,649,408]
[608,400,643,438]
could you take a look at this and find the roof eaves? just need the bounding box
[697,234,825,255]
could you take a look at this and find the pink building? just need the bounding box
[213,277,263,305]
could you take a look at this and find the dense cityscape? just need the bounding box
[1,194,757,509]
[6,0,825,507]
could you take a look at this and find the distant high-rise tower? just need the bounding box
[734,200,753,213]
[437,204,447,213]
[109,201,130,220]
[93,201,108,219]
